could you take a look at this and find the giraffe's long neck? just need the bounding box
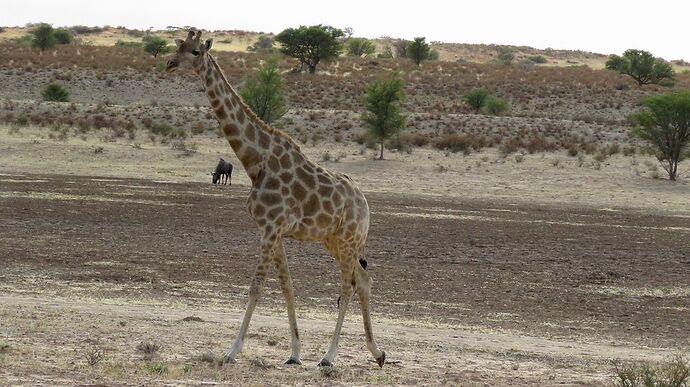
[196,54,272,182]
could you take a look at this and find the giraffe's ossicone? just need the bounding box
[165,30,386,368]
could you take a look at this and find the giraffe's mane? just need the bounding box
[206,54,301,151]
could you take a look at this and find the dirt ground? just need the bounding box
[1,162,689,385]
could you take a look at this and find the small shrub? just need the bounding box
[485,97,509,116]
[83,345,105,366]
[115,40,143,49]
[567,145,579,157]
[321,151,332,162]
[527,55,547,64]
[42,83,70,102]
[463,88,490,113]
[197,351,222,366]
[137,340,162,360]
[613,355,689,387]
[434,134,486,153]
[143,362,168,375]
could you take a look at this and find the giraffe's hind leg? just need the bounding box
[354,263,386,367]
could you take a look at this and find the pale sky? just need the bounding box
[3,0,689,60]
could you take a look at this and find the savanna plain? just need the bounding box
[0,27,689,386]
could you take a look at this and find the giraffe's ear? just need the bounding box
[204,39,213,51]
[175,39,183,49]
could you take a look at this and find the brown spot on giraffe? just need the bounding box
[267,156,280,173]
[296,167,316,189]
[265,176,280,190]
[303,194,320,217]
[223,123,240,137]
[291,181,307,201]
[245,124,256,142]
[279,154,292,169]
[258,131,271,149]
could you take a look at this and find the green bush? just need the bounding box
[41,83,70,102]
[53,29,73,45]
[528,55,547,64]
[346,38,376,58]
[486,97,509,115]
[463,88,490,113]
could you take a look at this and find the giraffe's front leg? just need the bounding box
[272,238,302,365]
[222,235,275,364]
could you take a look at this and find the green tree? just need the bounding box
[407,37,431,66]
[275,25,344,73]
[486,97,509,115]
[53,28,73,45]
[240,58,288,124]
[362,73,406,160]
[30,23,56,52]
[629,91,690,180]
[606,49,675,86]
[346,37,376,58]
[463,88,490,113]
[142,35,171,58]
[42,83,70,102]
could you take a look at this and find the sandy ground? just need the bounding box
[1,128,690,385]
[2,125,689,214]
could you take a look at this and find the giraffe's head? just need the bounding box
[165,30,213,72]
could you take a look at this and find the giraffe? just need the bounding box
[165,31,386,368]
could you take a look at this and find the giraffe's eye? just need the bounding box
[191,49,200,56]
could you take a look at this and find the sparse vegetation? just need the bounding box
[346,37,376,58]
[613,355,689,387]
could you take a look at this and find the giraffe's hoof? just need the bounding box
[222,354,237,365]
[285,357,302,365]
[376,351,386,368]
[318,358,333,367]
